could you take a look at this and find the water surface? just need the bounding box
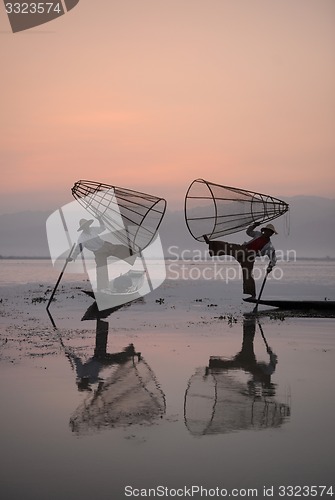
[0,260,334,499]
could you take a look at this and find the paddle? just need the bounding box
[46,243,76,311]
[253,265,272,313]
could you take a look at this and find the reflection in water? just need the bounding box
[184,316,291,436]
[62,305,166,435]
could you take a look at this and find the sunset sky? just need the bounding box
[1,0,334,214]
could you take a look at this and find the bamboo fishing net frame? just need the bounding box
[183,368,291,436]
[72,180,167,253]
[69,355,166,435]
[184,178,289,241]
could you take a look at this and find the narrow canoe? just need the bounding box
[243,298,335,311]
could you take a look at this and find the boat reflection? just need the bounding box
[63,303,166,435]
[184,316,291,436]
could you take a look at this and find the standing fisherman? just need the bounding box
[204,223,277,298]
[68,218,135,290]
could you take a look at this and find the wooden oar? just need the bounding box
[46,243,76,311]
[253,266,271,313]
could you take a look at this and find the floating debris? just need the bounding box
[31,296,48,304]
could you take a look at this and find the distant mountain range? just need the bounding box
[0,196,334,258]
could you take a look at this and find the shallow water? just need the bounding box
[0,260,334,499]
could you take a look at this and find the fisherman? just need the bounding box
[204,222,277,298]
[68,217,135,290]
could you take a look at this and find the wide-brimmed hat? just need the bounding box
[261,223,278,235]
[77,218,94,231]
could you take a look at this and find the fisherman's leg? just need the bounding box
[94,253,109,290]
[241,259,256,298]
[100,242,136,264]
[208,241,243,258]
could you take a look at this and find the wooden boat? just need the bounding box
[243,297,335,311]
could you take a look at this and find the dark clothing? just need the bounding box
[245,235,269,252]
[208,241,257,296]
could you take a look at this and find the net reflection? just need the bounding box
[184,317,291,436]
[64,304,166,435]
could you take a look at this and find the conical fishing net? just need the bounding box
[185,178,289,241]
[72,180,166,253]
[184,368,290,436]
[70,357,166,435]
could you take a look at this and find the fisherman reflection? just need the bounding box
[208,316,278,395]
[67,217,135,291]
[65,320,140,392]
[64,311,166,434]
[184,317,290,436]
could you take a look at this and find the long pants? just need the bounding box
[94,242,136,291]
[208,241,256,297]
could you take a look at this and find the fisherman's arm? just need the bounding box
[266,245,277,272]
[96,217,106,234]
[246,222,260,237]
[67,242,83,262]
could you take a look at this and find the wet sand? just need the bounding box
[0,262,334,499]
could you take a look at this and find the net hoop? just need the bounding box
[69,356,166,435]
[72,180,167,253]
[184,178,289,242]
[184,368,290,436]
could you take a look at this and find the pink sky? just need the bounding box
[1,0,334,213]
